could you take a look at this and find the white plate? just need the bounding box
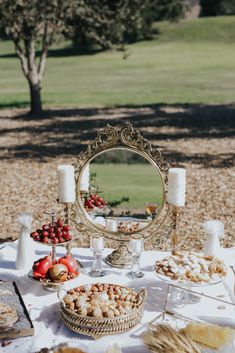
[155,271,224,288]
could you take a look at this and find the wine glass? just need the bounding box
[145,202,159,220]
[127,235,144,279]
[89,233,107,277]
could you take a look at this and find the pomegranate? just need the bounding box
[48,264,68,282]
[58,253,79,275]
[33,253,53,279]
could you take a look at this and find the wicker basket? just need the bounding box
[58,284,147,339]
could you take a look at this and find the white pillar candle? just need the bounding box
[167,168,186,206]
[80,164,89,191]
[130,237,143,253]
[91,236,104,251]
[57,165,75,203]
[106,219,118,232]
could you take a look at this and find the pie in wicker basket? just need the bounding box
[58,283,147,339]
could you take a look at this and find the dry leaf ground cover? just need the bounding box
[0,104,234,250]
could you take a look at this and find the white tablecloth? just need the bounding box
[0,242,235,353]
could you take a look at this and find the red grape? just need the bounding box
[49,232,56,239]
[42,237,49,243]
[63,233,71,241]
[57,220,63,228]
[63,225,70,232]
[42,224,50,231]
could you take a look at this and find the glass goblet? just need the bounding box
[89,234,107,277]
[127,235,144,279]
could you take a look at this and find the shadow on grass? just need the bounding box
[0,45,103,59]
[0,103,234,167]
[0,101,29,109]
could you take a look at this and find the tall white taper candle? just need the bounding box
[167,168,186,206]
[80,164,90,191]
[57,165,75,203]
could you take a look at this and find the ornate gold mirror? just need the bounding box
[72,124,169,267]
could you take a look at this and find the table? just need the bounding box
[0,242,235,353]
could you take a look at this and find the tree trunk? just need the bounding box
[29,81,43,116]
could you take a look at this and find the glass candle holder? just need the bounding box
[127,235,144,279]
[89,234,107,277]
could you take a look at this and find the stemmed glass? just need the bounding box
[127,235,144,279]
[145,202,159,220]
[89,233,107,277]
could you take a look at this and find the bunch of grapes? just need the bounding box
[30,219,72,244]
[84,194,106,209]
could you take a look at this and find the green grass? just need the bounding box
[90,163,163,209]
[155,16,235,43]
[1,16,235,108]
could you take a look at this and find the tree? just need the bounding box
[0,0,75,115]
[68,0,153,49]
[200,0,235,16]
[0,0,187,115]
[70,0,187,47]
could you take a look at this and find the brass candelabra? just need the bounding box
[170,205,182,254]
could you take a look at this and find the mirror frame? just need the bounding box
[71,123,170,244]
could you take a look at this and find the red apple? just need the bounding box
[49,232,56,239]
[42,231,49,237]
[52,238,59,244]
[58,237,65,243]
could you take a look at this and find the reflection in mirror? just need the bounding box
[79,149,164,234]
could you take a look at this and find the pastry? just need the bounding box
[0,302,18,328]
[180,322,235,349]
[118,221,140,233]
[155,252,227,283]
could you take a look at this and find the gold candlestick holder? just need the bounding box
[44,210,57,261]
[169,205,183,254]
[63,202,83,269]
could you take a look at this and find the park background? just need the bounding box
[0,0,234,250]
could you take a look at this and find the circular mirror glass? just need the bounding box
[78,148,165,235]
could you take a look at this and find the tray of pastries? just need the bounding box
[58,282,146,339]
[117,217,147,234]
[155,252,227,285]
